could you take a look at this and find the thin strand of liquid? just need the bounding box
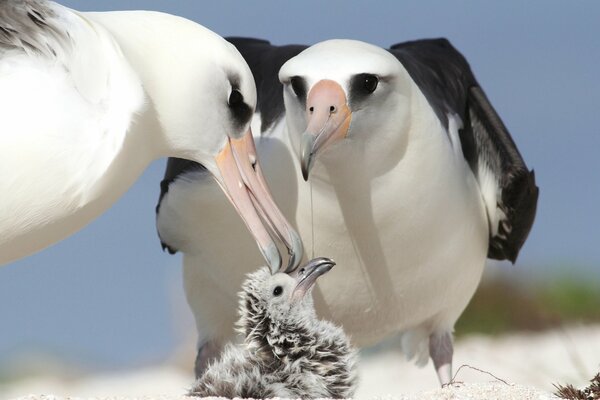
[310,179,315,259]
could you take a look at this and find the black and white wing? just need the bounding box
[389,38,539,263]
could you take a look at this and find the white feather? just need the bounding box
[159,40,491,371]
[0,3,258,264]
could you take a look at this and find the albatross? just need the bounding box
[0,2,301,271]
[156,37,538,384]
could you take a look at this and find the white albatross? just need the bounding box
[0,1,301,270]
[156,38,539,383]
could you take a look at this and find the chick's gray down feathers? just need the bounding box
[190,267,358,399]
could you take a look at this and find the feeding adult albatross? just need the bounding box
[156,37,538,383]
[0,2,301,271]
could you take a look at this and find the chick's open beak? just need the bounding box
[290,257,335,298]
[215,129,303,273]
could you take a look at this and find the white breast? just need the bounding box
[163,105,489,360]
[294,111,489,345]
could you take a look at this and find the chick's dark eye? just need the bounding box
[229,89,244,107]
[290,77,305,98]
[363,74,379,93]
[273,286,283,296]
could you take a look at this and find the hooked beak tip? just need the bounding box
[300,132,314,181]
[292,257,336,297]
[284,231,304,272]
[264,242,282,274]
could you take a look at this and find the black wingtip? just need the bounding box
[487,167,539,263]
[226,37,271,46]
[160,241,178,255]
[390,37,452,50]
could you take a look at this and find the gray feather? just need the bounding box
[190,267,358,399]
[0,0,69,57]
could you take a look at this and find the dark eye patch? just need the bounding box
[289,76,307,103]
[229,89,244,106]
[228,88,252,129]
[349,73,379,105]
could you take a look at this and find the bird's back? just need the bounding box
[0,1,145,264]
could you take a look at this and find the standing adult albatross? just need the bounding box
[0,2,301,271]
[156,37,538,384]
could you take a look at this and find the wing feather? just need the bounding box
[389,38,539,262]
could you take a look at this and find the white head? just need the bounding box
[279,39,418,180]
[111,12,303,271]
[237,257,335,345]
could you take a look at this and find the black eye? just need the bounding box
[363,74,378,93]
[229,89,244,107]
[290,77,306,99]
[273,286,283,296]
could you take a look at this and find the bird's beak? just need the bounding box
[300,80,351,181]
[290,257,335,298]
[215,129,303,273]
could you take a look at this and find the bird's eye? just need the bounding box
[363,74,379,93]
[290,77,305,99]
[273,286,283,296]
[229,89,244,107]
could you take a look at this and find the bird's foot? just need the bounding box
[429,331,454,387]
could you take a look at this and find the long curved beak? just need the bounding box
[301,80,351,181]
[215,129,303,273]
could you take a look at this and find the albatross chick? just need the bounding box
[190,257,358,399]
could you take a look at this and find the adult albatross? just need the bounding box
[156,37,538,383]
[0,2,301,271]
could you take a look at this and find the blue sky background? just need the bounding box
[1,0,599,373]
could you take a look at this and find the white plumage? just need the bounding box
[0,1,301,270]
[157,38,538,384]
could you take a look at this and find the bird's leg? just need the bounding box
[194,339,222,378]
[429,331,453,386]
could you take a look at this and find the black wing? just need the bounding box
[389,38,539,263]
[156,158,207,254]
[226,37,308,133]
[155,38,307,253]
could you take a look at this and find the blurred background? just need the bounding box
[1,0,599,398]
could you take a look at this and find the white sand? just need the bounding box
[4,325,599,400]
[10,382,557,400]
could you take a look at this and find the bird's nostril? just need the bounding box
[330,105,336,113]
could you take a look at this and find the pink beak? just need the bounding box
[215,129,303,272]
[300,80,352,180]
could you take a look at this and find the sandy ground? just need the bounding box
[2,325,599,400]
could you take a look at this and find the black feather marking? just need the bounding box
[389,38,471,131]
[155,158,207,254]
[228,96,253,130]
[0,0,68,57]
[226,37,308,133]
[289,76,308,104]
[348,73,379,107]
[468,87,539,262]
[389,38,538,262]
